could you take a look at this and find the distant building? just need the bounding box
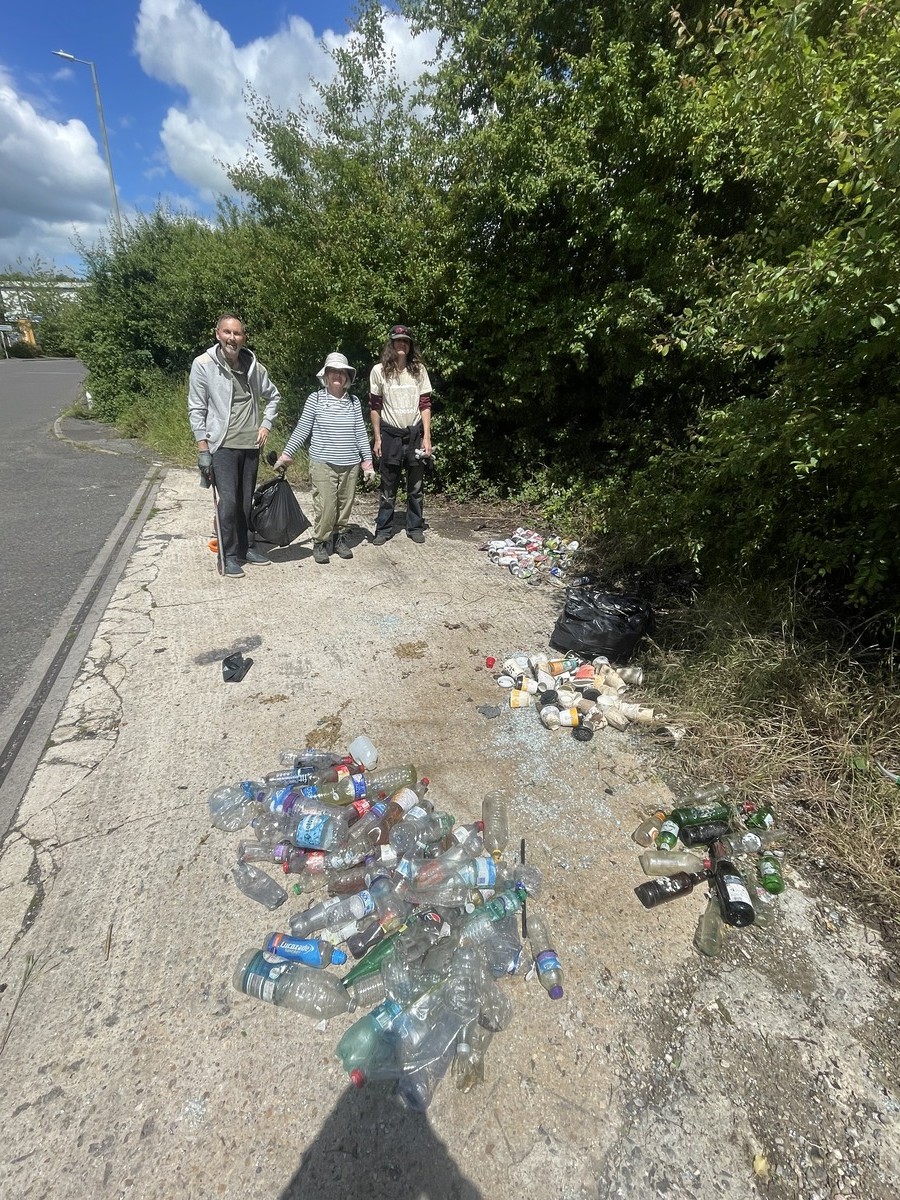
[0,279,86,321]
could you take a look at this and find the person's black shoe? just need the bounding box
[372,531,391,546]
[334,533,353,560]
[243,548,271,565]
[223,557,245,577]
[313,542,331,564]
[407,530,425,543]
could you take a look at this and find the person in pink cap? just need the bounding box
[368,324,433,544]
[274,353,374,564]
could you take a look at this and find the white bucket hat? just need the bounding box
[316,352,356,386]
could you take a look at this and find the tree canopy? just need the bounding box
[68,0,900,616]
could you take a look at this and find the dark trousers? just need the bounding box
[211,447,260,560]
[376,458,425,535]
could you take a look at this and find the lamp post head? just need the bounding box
[53,50,76,60]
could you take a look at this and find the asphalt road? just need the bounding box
[0,359,150,721]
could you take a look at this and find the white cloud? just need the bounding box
[135,0,438,197]
[0,66,113,268]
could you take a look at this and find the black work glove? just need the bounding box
[197,450,212,488]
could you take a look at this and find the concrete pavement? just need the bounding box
[0,468,897,1200]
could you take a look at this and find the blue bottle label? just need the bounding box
[267,786,295,814]
[264,934,326,967]
[293,814,332,849]
[535,948,561,976]
[351,775,368,800]
[299,784,321,799]
[239,950,288,1002]
[472,857,497,887]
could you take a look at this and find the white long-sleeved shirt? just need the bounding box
[282,388,371,467]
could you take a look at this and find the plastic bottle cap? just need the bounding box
[349,1069,366,1089]
[549,985,564,1000]
[331,948,349,965]
[573,726,594,741]
[485,656,496,668]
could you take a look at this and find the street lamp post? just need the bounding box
[52,50,123,239]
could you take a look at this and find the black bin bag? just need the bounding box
[549,589,654,664]
[250,477,311,546]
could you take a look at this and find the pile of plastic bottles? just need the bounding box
[487,650,683,743]
[630,783,787,956]
[477,528,582,585]
[209,737,563,1110]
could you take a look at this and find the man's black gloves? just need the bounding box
[197,450,212,488]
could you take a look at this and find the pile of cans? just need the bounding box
[478,528,583,584]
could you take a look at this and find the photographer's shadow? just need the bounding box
[280,1082,482,1200]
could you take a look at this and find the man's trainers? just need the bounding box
[223,557,245,577]
[372,531,391,546]
[243,548,270,565]
[407,530,425,543]
[313,541,330,564]
[334,533,353,560]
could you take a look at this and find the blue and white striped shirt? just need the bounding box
[283,389,372,468]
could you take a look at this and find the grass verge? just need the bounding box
[640,581,900,938]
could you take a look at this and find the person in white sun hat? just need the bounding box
[274,352,374,564]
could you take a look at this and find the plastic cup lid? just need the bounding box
[496,675,515,688]
[573,726,594,741]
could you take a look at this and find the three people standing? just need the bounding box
[190,318,433,571]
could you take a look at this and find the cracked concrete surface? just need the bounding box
[0,470,897,1200]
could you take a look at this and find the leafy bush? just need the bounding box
[7,340,41,359]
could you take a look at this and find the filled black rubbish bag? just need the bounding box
[549,589,654,664]
[250,477,311,546]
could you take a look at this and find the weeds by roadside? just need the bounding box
[640,582,900,937]
[86,373,309,477]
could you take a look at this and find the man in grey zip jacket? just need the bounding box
[188,314,282,577]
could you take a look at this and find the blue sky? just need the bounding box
[0,1,436,273]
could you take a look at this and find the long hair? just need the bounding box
[380,335,425,382]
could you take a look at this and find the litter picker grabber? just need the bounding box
[198,454,226,575]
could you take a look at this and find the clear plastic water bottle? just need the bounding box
[232,862,288,909]
[277,748,351,769]
[396,949,483,1110]
[289,808,351,852]
[458,885,528,946]
[299,765,418,808]
[414,823,485,889]
[481,792,509,860]
[389,809,455,857]
[289,889,377,938]
[345,877,413,958]
[526,906,564,1000]
[233,949,355,1017]
[368,784,430,845]
[209,781,262,831]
